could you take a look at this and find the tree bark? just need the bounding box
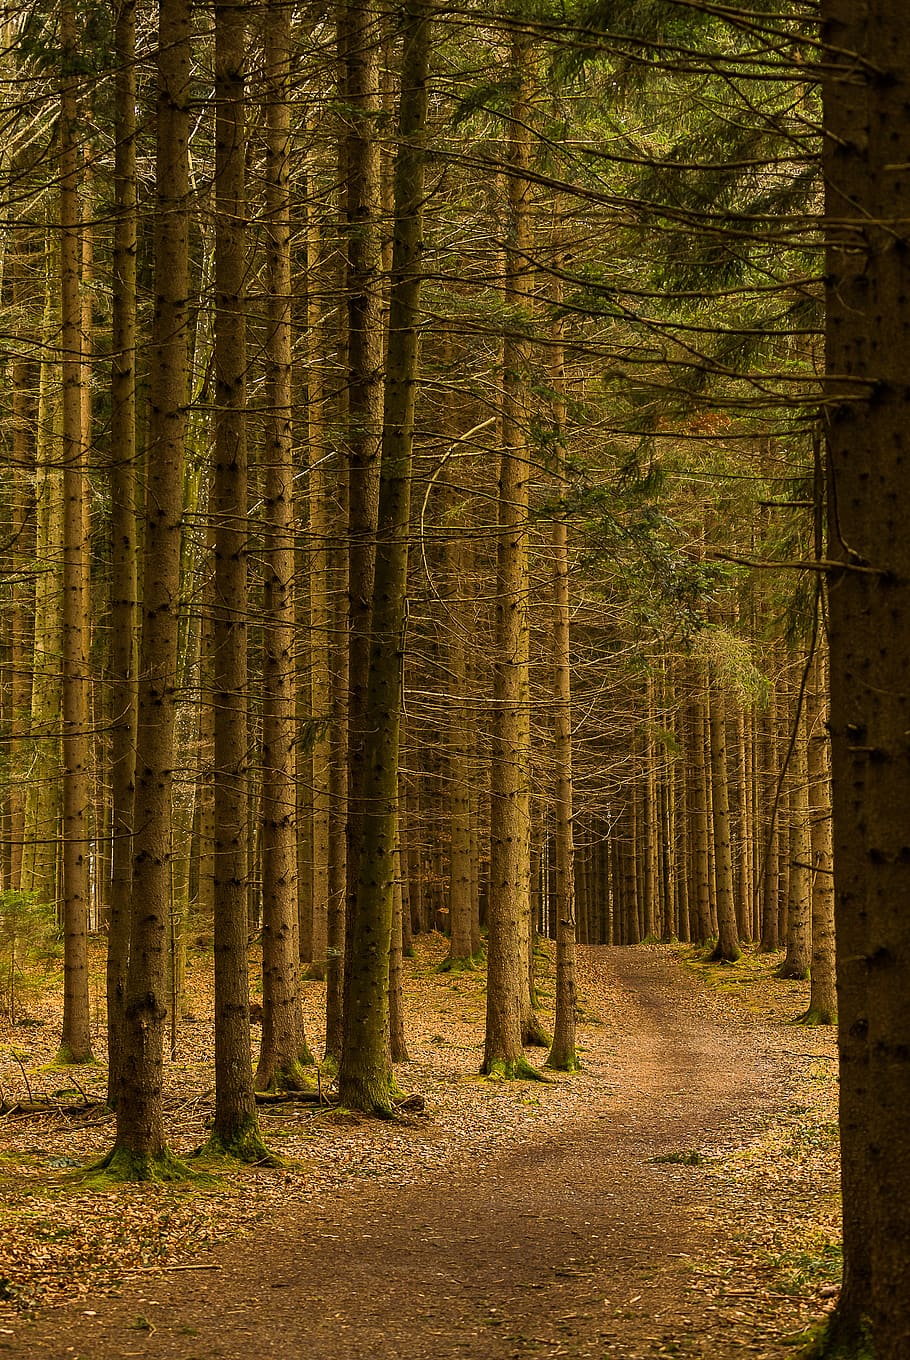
[821,1,910,1342]
[255,0,312,1093]
[207,0,268,1159]
[110,0,191,1175]
[339,0,430,1113]
[57,0,93,1065]
[106,0,139,1105]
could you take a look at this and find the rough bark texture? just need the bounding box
[482,34,541,1081]
[255,0,310,1094]
[339,0,383,1059]
[545,262,578,1074]
[822,0,910,1350]
[106,0,139,1105]
[208,0,265,1157]
[57,0,93,1066]
[339,0,429,1113]
[111,0,191,1169]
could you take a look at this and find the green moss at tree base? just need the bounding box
[254,1058,316,1095]
[51,1046,98,1068]
[709,942,742,964]
[87,1145,196,1184]
[795,1006,837,1027]
[799,1313,875,1360]
[481,1057,552,1083]
[437,954,480,975]
[196,1117,283,1167]
[521,1013,551,1048]
[545,1050,582,1074]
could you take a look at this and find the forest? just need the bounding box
[0,0,906,1356]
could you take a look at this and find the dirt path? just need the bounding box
[2,949,830,1360]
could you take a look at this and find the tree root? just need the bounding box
[480,1057,553,1083]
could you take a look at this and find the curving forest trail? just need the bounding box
[3,950,838,1360]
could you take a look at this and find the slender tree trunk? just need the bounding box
[545,259,578,1073]
[255,0,312,1093]
[339,0,430,1114]
[802,641,836,1025]
[708,670,741,963]
[207,0,268,1159]
[57,0,93,1065]
[22,239,63,908]
[106,0,139,1105]
[780,696,812,980]
[304,183,331,981]
[482,32,543,1081]
[339,0,383,1057]
[689,689,712,944]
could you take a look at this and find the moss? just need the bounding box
[795,1006,837,1027]
[521,1013,551,1049]
[798,1313,875,1359]
[49,1047,98,1068]
[544,1051,582,1074]
[254,1058,317,1095]
[481,1057,553,1083]
[196,1117,283,1167]
[85,1145,197,1185]
[436,955,479,975]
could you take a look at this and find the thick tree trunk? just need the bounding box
[821,2,910,1344]
[110,0,191,1175]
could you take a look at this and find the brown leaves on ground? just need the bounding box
[0,936,839,1357]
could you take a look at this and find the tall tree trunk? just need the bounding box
[339,0,383,1056]
[255,0,312,1093]
[109,0,191,1175]
[207,0,268,1159]
[545,258,578,1073]
[22,237,62,908]
[822,3,910,1348]
[482,32,544,1080]
[57,0,93,1065]
[303,181,331,981]
[339,0,430,1114]
[106,0,139,1105]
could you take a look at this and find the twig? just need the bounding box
[133,1264,222,1273]
[12,1052,32,1104]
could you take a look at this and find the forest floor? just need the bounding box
[0,935,839,1359]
